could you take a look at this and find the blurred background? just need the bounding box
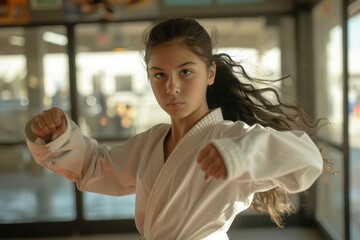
[0,0,359,239]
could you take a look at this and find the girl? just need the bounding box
[25,18,325,240]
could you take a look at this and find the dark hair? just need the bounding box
[143,17,326,227]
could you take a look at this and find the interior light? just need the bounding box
[42,31,68,46]
[8,36,25,46]
[113,47,127,52]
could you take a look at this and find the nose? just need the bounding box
[166,75,181,95]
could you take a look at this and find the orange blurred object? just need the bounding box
[0,0,29,24]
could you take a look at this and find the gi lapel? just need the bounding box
[143,109,224,237]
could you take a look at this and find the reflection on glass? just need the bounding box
[0,26,74,223]
[348,6,360,239]
[76,50,162,139]
[0,27,70,142]
[84,192,135,220]
[43,53,70,112]
[0,145,76,223]
[313,0,345,239]
[0,28,27,143]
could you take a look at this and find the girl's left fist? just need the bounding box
[197,143,227,182]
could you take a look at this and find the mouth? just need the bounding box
[166,102,185,109]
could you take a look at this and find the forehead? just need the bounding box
[147,40,204,68]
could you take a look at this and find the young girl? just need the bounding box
[25,18,325,240]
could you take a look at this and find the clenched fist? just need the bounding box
[198,144,227,182]
[30,107,67,143]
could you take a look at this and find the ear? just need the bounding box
[207,62,216,86]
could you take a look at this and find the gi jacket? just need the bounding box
[25,108,323,240]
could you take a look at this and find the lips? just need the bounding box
[166,101,185,108]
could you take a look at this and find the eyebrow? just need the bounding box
[149,61,197,71]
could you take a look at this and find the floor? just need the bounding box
[11,227,327,240]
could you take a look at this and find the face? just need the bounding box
[147,40,216,122]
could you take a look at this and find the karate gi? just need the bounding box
[24,108,323,240]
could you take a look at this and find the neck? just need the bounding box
[163,106,211,162]
[169,108,210,144]
[168,121,190,145]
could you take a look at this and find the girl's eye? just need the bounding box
[180,69,192,76]
[153,72,165,79]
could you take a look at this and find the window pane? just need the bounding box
[75,22,159,220]
[313,0,344,144]
[313,0,345,239]
[0,26,75,223]
[348,4,360,239]
[0,145,76,223]
[316,145,344,239]
[83,192,136,220]
[75,21,166,140]
[0,27,27,143]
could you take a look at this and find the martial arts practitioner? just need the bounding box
[25,18,327,240]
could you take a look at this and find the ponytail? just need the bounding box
[208,53,320,137]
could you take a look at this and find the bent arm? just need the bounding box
[212,123,323,194]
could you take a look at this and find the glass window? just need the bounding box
[83,192,136,220]
[316,145,344,239]
[75,21,166,140]
[313,0,345,239]
[0,25,75,223]
[0,27,27,143]
[348,1,360,239]
[0,145,76,223]
[75,21,159,220]
[313,0,344,144]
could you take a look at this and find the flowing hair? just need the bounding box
[209,53,326,227]
[143,17,327,227]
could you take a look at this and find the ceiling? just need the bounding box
[0,0,321,56]
[0,17,274,56]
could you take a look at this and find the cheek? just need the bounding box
[196,77,210,92]
[185,81,207,98]
[151,82,166,99]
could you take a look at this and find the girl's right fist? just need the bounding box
[30,107,67,143]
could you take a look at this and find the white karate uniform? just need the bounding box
[24,108,323,240]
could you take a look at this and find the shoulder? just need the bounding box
[209,120,257,137]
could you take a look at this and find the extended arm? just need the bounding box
[24,108,142,196]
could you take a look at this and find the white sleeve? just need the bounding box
[24,114,142,196]
[211,123,323,194]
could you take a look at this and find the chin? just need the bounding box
[166,109,189,120]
